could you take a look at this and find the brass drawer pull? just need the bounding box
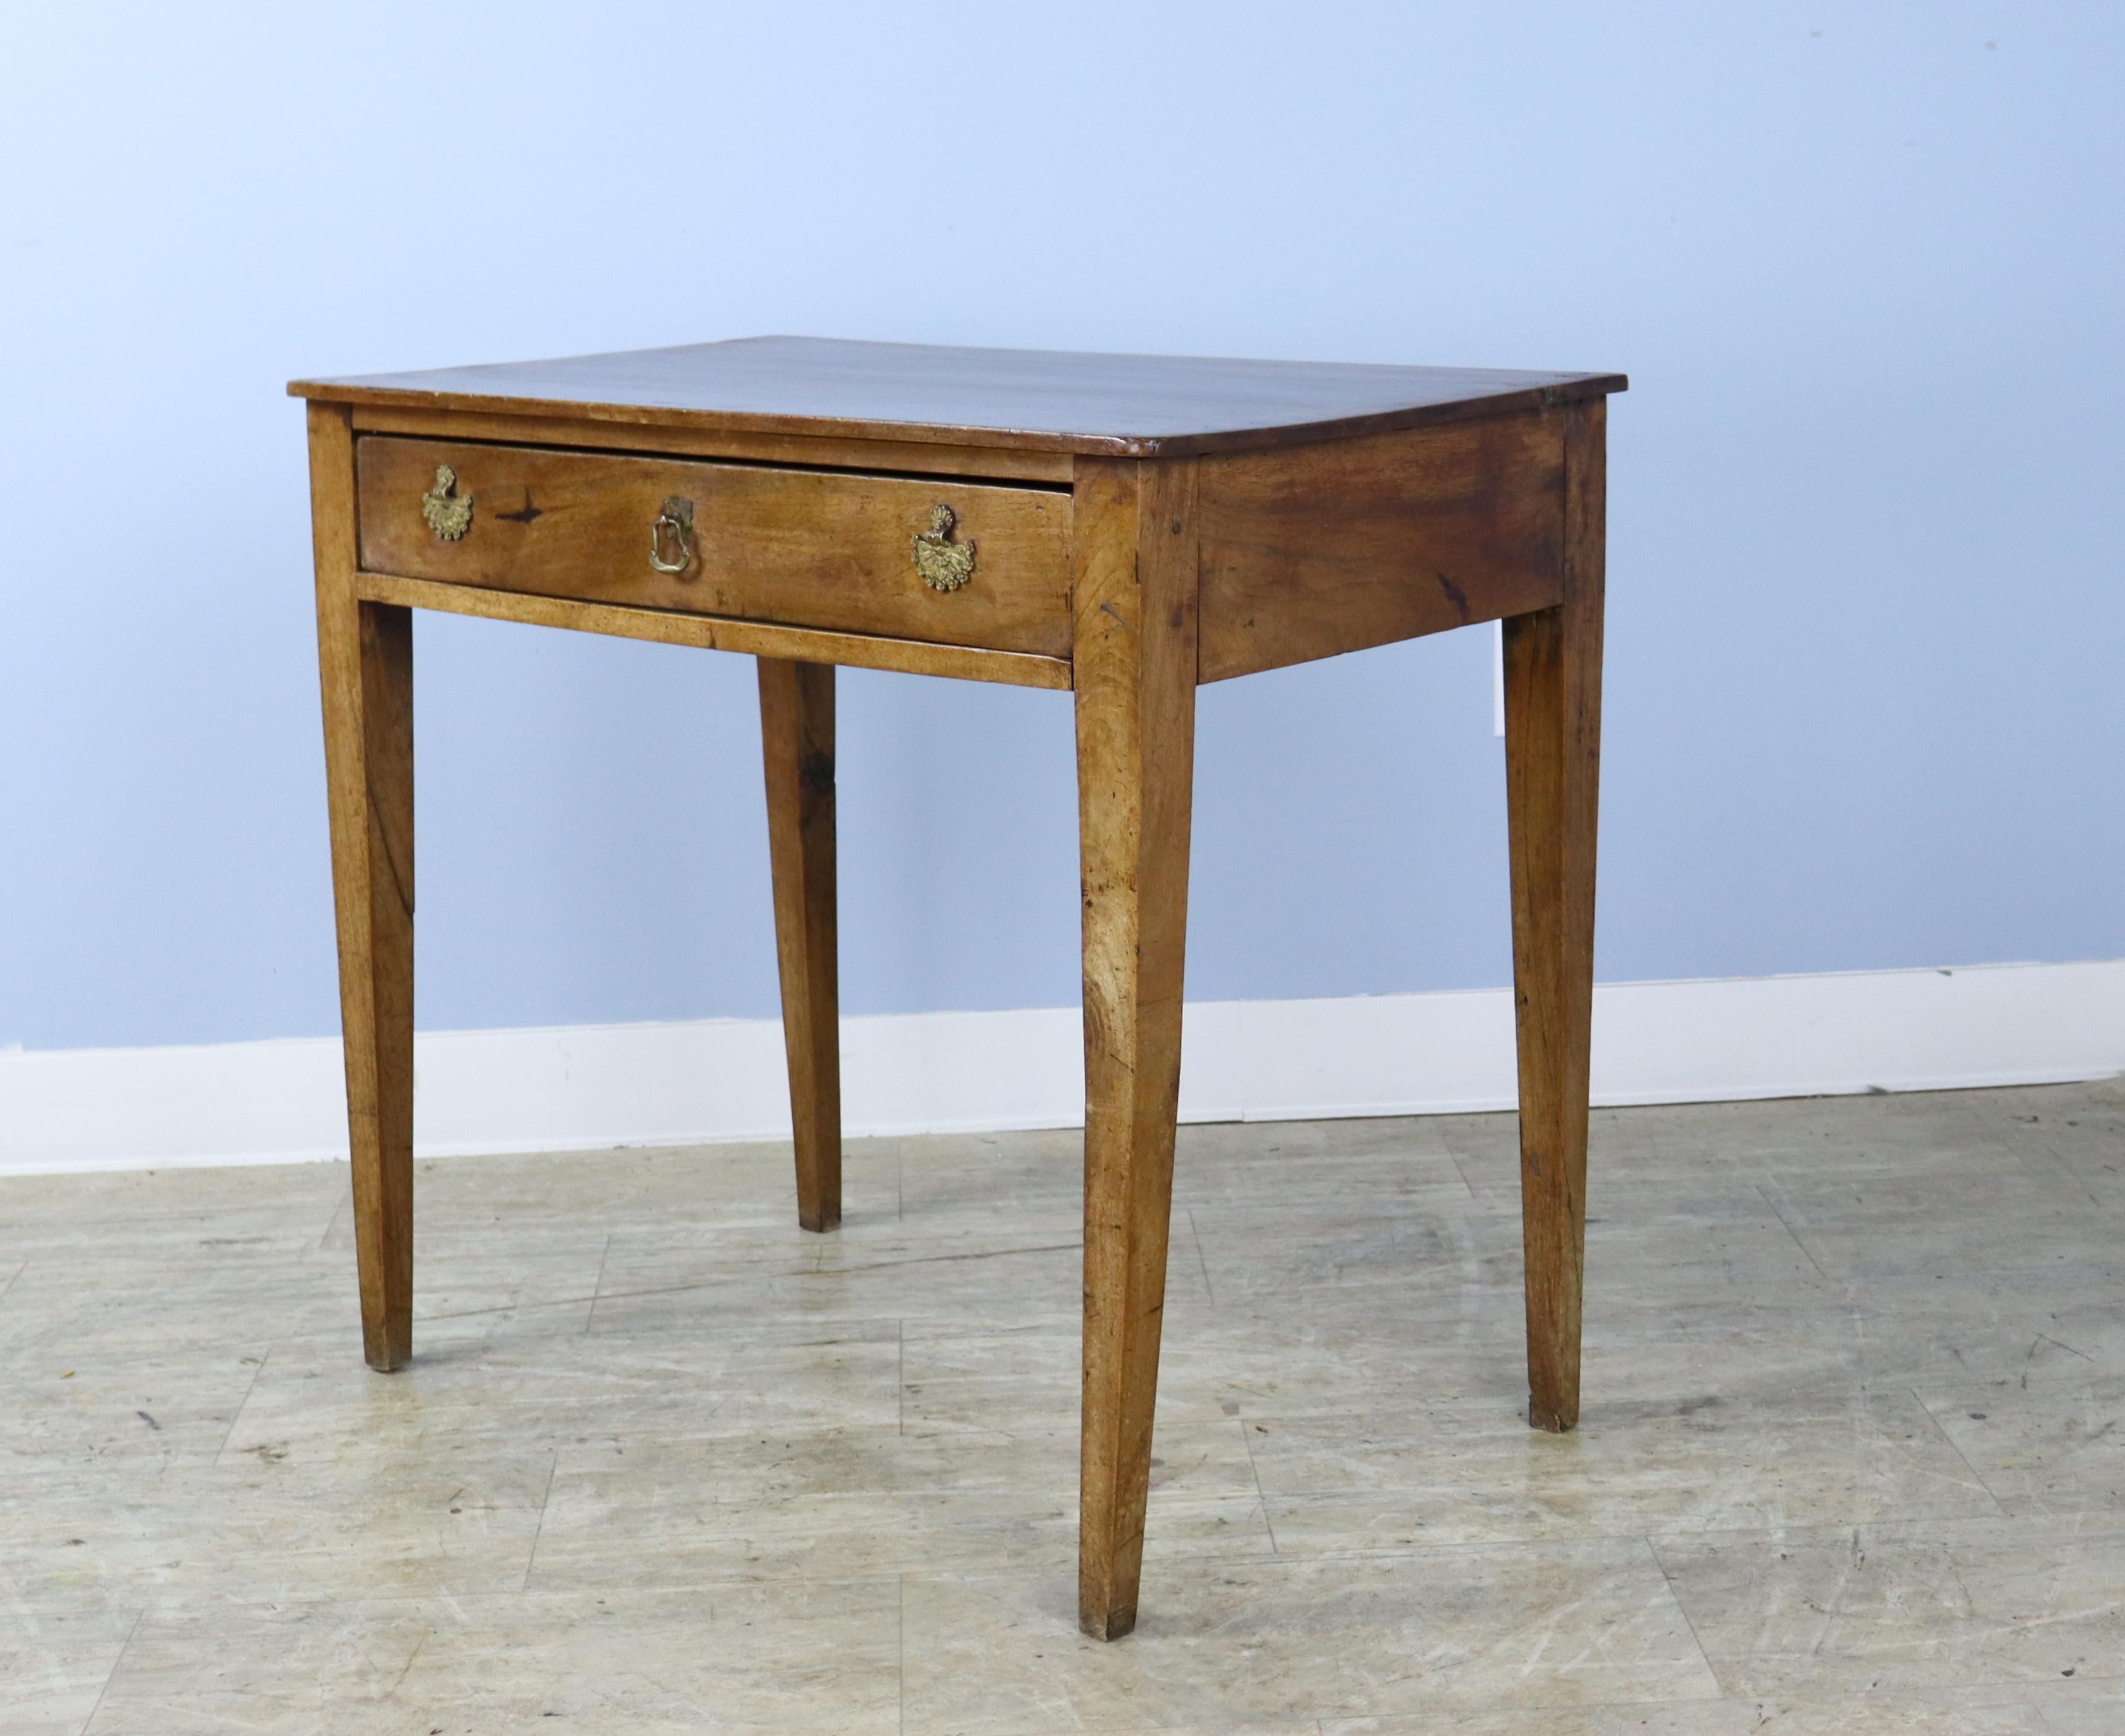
[421,465,474,540]
[912,504,976,592]
[649,496,695,573]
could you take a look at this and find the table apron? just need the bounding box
[350,571,1074,689]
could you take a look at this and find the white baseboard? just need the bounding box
[2,960,2119,1177]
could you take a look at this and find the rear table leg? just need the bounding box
[758,657,842,1232]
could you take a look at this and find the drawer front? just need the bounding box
[355,439,1073,656]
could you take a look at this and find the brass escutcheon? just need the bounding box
[649,496,695,573]
[421,465,473,540]
[911,503,976,592]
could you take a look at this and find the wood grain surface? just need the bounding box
[300,337,1621,1644]
[1197,411,1566,681]
[308,403,415,1373]
[758,659,842,1234]
[351,572,1073,691]
[1073,455,1200,1641]
[1503,399,1606,1435]
[349,404,1076,484]
[356,437,1073,657]
[294,335,1625,458]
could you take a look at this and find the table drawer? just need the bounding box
[355,438,1073,657]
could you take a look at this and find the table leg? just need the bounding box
[309,404,415,1373]
[1072,457,1198,1640]
[1502,399,1606,1433]
[758,657,842,1232]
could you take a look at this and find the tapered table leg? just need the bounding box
[1502,399,1606,1433]
[758,656,842,1232]
[1073,456,1199,1639]
[309,403,415,1373]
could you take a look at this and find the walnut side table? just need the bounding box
[291,337,1624,1639]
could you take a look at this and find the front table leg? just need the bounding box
[1502,399,1606,1433]
[758,657,842,1232]
[309,403,416,1373]
[1072,457,1198,1640]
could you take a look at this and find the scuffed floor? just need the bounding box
[2,1080,2122,1732]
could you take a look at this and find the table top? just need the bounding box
[290,336,1625,458]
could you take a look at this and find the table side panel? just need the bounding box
[1196,411,1566,682]
[355,438,1074,658]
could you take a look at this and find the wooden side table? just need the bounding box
[291,337,1624,1638]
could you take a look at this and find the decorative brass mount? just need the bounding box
[911,503,976,592]
[420,465,474,540]
[649,496,695,573]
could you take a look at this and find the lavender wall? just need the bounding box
[2,3,2119,1050]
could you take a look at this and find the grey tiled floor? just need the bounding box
[3,1081,2123,1732]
